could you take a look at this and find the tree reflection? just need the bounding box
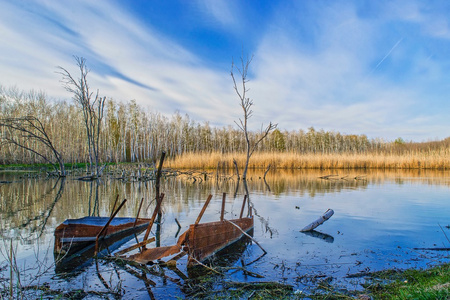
[3,177,66,241]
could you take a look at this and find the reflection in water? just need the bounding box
[54,230,143,275]
[1,169,450,298]
[0,177,65,241]
[301,230,334,243]
[1,168,449,240]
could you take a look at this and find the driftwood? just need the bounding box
[225,219,267,254]
[300,209,334,232]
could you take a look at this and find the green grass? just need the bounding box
[363,264,450,299]
[0,162,88,171]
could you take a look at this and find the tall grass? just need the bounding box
[166,149,450,170]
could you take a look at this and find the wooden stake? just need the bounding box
[110,194,119,218]
[220,193,226,221]
[143,194,165,242]
[195,195,212,225]
[239,195,247,219]
[95,199,127,254]
[133,197,144,229]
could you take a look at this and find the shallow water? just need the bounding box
[1,169,450,298]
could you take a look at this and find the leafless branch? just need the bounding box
[0,116,65,176]
[231,54,277,180]
[58,56,105,178]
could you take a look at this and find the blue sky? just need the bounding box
[1,0,450,141]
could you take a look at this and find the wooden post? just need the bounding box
[95,199,127,254]
[155,151,165,248]
[220,193,226,221]
[133,197,144,228]
[143,193,165,242]
[239,195,247,219]
[195,195,212,225]
[110,194,119,218]
[155,151,166,206]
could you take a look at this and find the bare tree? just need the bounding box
[57,57,106,178]
[231,54,277,180]
[0,116,66,176]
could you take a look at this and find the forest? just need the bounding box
[1,84,450,169]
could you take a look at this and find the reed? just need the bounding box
[166,149,450,170]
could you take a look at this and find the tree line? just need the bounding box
[1,85,448,167]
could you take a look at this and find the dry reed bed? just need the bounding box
[166,150,450,170]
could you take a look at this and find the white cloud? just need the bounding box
[1,0,450,141]
[247,1,450,140]
[0,0,240,124]
[195,0,238,28]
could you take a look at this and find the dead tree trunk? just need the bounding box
[231,54,277,181]
[58,57,105,178]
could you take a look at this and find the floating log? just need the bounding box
[300,209,334,232]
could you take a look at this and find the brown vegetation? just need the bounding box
[166,149,450,170]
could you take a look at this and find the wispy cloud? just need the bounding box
[0,0,239,123]
[249,1,450,140]
[195,0,239,28]
[1,0,450,141]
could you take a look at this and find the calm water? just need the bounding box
[1,169,450,298]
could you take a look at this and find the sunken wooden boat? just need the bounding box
[54,216,151,255]
[54,199,151,255]
[54,223,148,274]
[117,193,254,267]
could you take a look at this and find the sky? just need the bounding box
[1,0,450,142]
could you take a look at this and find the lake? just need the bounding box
[1,169,450,299]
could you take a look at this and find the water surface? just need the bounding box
[1,169,449,298]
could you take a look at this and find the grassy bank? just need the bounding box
[361,263,450,299]
[0,162,88,171]
[180,263,450,299]
[166,150,450,170]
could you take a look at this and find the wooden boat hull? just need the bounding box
[185,217,254,265]
[116,194,254,269]
[54,227,144,274]
[123,216,254,266]
[54,216,151,255]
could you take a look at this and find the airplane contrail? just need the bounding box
[373,37,404,71]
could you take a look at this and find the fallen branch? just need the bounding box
[225,219,267,254]
[189,256,222,274]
